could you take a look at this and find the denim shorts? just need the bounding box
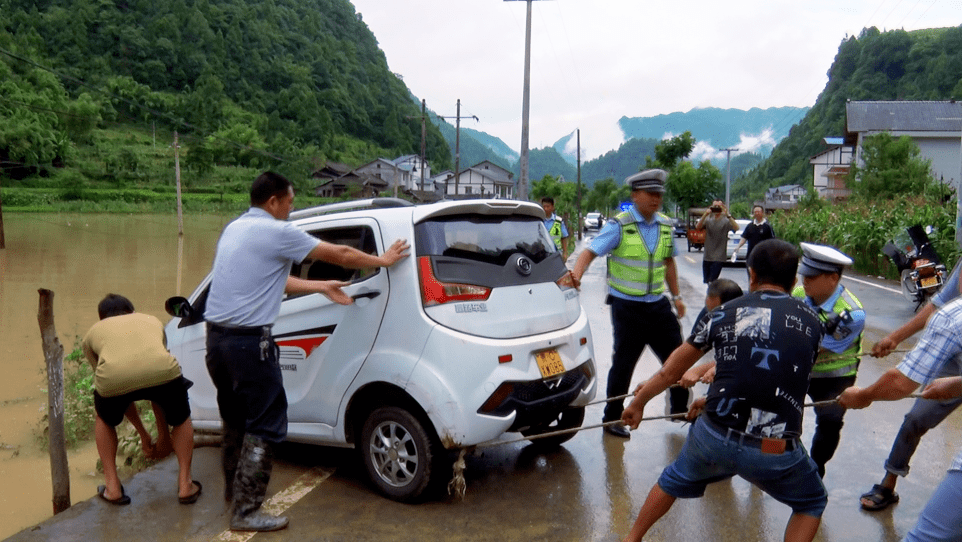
[658,416,828,517]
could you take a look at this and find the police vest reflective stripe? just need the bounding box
[548,218,564,249]
[606,212,674,296]
[792,285,863,378]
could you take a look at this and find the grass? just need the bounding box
[35,342,159,472]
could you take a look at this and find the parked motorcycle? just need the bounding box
[882,225,948,311]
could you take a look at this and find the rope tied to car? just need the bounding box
[446,389,926,500]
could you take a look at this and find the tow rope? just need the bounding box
[447,389,925,499]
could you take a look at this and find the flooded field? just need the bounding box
[0,213,231,539]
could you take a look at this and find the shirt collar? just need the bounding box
[630,206,663,225]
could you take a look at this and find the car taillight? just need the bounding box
[418,256,491,307]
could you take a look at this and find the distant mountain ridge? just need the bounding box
[549,106,809,168]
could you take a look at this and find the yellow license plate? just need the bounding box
[535,349,565,378]
[921,276,940,288]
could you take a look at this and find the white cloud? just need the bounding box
[350,0,962,161]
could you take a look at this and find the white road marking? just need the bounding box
[214,466,334,541]
[842,274,902,295]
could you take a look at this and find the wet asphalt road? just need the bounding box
[7,234,962,542]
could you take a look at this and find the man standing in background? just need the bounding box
[696,200,738,283]
[732,205,775,261]
[542,196,570,257]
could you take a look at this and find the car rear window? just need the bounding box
[415,214,556,265]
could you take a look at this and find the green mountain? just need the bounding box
[734,25,962,201]
[0,0,450,182]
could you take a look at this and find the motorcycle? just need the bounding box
[882,225,948,311]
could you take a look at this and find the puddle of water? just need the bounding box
[0,213,230,538]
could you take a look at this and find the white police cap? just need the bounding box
[625,169,667,193]
[798,242,853,277]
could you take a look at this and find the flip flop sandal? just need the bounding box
[860,484,899,511]
[179,480,203,505]
[97,484,131,506]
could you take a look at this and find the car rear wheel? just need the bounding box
[361,406,440,502]
[520,406,585,449]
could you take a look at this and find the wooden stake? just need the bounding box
[38,289,70,514]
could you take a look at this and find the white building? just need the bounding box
[442,160,514,199]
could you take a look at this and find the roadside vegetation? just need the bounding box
[36,343,156,473]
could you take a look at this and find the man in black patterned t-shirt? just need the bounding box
[620,239,827,542]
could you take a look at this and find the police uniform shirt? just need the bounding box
[588,206,678,303]
[798,283,866,354]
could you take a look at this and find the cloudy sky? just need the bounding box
[349,0,961,161]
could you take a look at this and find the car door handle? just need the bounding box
[351,291,381,301]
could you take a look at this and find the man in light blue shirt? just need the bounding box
[840,275,962,540]
[859,259,962,510]
[206,171,409,532]
[571,169,685,438]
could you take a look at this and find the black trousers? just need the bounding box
[205,325,288,445]
[807,374,857,473]
[604,295,685,421]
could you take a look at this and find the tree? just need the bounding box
[847,132,934,199]
[666,160,724,211]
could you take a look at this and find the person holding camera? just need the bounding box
[695,200,738,284]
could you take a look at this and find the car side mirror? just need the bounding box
[165,296,194,319]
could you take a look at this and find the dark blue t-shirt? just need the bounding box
[688,290,823,438]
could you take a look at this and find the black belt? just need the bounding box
[206,321,272,336]
[702,415,797,454]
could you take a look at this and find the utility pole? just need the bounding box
[173,132,184,237]
[576,129,582,241]
[436,99,478,197]
[721,147,737,208]
[0,176,5,249]
[405,99,429,192]
[505,0,550,201]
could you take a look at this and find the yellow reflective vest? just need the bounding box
[607,211,674,297]
[792,285,863,378]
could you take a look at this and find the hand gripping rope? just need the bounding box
[448,348,918,500]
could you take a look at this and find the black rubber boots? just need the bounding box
[229,434,289,532]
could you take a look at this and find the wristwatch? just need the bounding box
[672,294,683,302]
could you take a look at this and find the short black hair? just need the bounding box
[707,278,743,304]
[747,239,799,292]
[250,171,293,206]
[541,196,555,205]
[98,294,135,319]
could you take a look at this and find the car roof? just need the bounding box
[288,198,546,227]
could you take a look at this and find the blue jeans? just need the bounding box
[905,469,962,541]
[886,397,962,477]
[658,416,828,517]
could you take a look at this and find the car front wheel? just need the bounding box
[361,406,440,502]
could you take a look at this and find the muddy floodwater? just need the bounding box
[0,213,231,539]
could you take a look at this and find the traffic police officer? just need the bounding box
[541,196,569,256]
[793,242,866,478]
[571,169,686,438]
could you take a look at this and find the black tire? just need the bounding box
[520,407,586,449]
[360,406,440,502]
